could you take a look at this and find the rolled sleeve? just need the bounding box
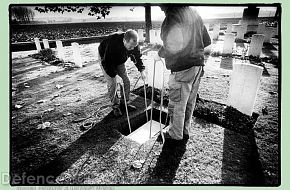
[129,46,145,72]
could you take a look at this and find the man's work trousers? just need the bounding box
[167,66,203,140]
[99,63,130,109]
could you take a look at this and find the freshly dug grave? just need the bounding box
[132,85,258,134]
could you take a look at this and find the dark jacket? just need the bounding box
[158,6,211,72]
[98,32,145,77]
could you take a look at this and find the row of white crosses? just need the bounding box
[34,38,83,68]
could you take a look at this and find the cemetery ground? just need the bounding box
[11,39,279,185]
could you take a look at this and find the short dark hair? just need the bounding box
[124,29,138,42]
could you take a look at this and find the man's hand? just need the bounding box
[140,71,146,81]
[153,52,161,61]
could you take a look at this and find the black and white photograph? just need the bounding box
[10,3,280,185]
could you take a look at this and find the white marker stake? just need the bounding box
[43,39,50,49]
[56,40,65,61]
[34,38,41,51]
[72,42,83,68]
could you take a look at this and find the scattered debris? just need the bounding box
[37,99,47,104]
[73,117,88,123]
[131,160,143,169]
[37,122,51,130]
[80,121,94,131]
[15,104,23,109]
[63,62,76,70]
[269,91,277,95]
[94,74,100,79]
[63,112,73,117]
[76,98,81,102]
[262,106,269,115]
[206,76,219,79]
[221,74,230,77]
[49,60,63,66]
[139,159,145,164]
[50,94,60,100]
[56,84,64,89]
[44,108,55,112]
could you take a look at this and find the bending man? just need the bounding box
[98,29,146,117]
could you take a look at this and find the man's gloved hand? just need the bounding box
[140,70,146,81]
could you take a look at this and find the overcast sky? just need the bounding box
[30,6,277,22]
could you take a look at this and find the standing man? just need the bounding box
[98,29,146,117]
[157,5,211,142]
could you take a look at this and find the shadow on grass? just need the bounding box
[145,140,187,184]
[143,117,265,185]
[11,110,123,185]
[221,129,265,185]
[263,43,277,51]
[12,57,46,76]
[262,44,277,58]
[10,96,149,185]
[12,59,97,102]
